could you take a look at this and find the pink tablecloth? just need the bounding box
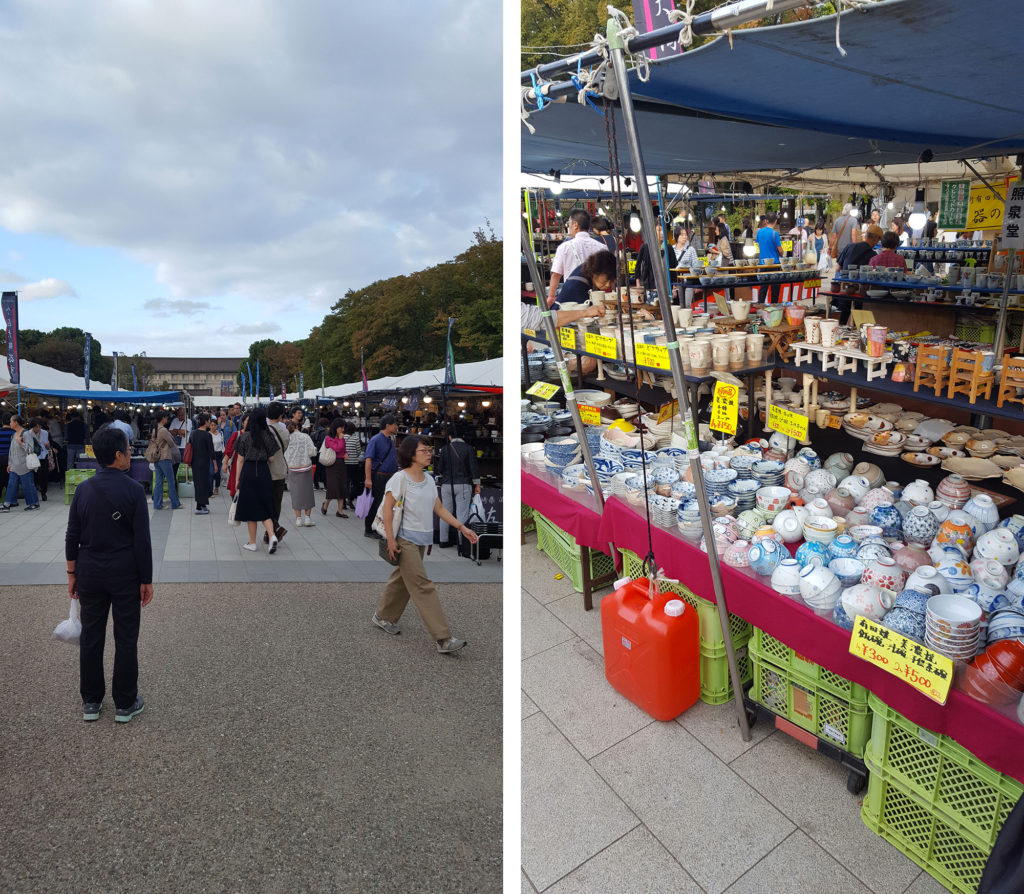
[521,469,610,553]
[596,495,1024,785]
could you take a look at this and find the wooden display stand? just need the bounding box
[762,322,803,360]
[947,348,995,402]
[997,356,1024,409]
[913,344,950,397]
[791,342,893,380]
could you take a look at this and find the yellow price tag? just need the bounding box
[584,331,618,360]
[578,404,601,425]
[850,615,953,705]
[523,328,537,338]
[767,404,809,441]
[827,414,843,429]
[558,326,576,350]
[656,400,679,424]
[781,240,793,252]
[525,381,560,399]
[803,279,821,289]
[709,382,739,435]
[634,342,670,370]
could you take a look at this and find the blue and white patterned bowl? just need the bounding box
[796,541,830,568]
[649,466,679,486]
[592,457,624,478]
[671,481,697,502]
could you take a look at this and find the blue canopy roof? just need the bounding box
[28,389,181,403]
[523,0,1024,175]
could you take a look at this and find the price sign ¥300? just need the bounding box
[850,615,953,704]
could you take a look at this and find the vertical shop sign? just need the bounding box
[938,179,970,229]
[631,0,681,62]
[1,291,18,385]
[1001,183,1024,249]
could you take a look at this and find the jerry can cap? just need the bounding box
[664,599,686,617]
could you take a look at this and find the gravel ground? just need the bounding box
[0,582,502,893]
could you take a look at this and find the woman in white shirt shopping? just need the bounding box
[372,435,479,654]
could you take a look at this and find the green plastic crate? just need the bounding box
[749,639,872,756]
[619,549,752,653]
[534,512,615,594]
[862,747,992,894]
[751,628,870,705]
[867,693,1022,849]
[64,469,96,505]
[954,316,995,344]
[699,641,752,706]
[521,501,536,534]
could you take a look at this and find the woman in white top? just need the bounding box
[372,435,479,654]
[30,417,50,502]
[210,424,225,496]
[284,420,318,526]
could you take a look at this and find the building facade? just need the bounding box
[145,357,245,396]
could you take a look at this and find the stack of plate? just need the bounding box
[925,595,983,660]
[842,412,895,442]
[729,479,760,513]
[649,495,681,528]
[704,468,738,501]
[729,454,757,480]
[863,430,908,457]
[670,480,696,502]
[574,390,614,408]
[752,460,785,487]
[609,472,633,496]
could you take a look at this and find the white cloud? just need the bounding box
[18,277,76,301]
[0,0,501,348]
[143,297,211,317]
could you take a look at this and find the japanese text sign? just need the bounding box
[584,331,618,360]
[968,176,1018,230]
[1001,183,1024,249]
[709,381,739,435]
[850,615,953,704]
[558,326,576,350]
[525,381,559,399]
[656,400,679,424]
[766,403,809,441]
[634,342,670,370]
[939,179,970,229]
[578,404,601,425]
[522,328,537,338]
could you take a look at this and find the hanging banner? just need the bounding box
[631,0,681,62]
[84,332,92,390]
[709,381,739,435]
[938,179,971,229]
[111,351,118,391]
[967,176,1018,230]
[849,615,953,705]
[1,291,18,385]
[131,364,137,391]
[299,371,304,400]
[1000,182,1024,249]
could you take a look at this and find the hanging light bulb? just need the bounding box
[457,401,466,408]
[742,238,757,258]
[549,169,563,196]
[886,201,894,210]
[423,396,432,404]
[343,400,350,407]
[629,208,642,233]
[481,400,491,408]
[401,396,409,404]
[908,188,927,230]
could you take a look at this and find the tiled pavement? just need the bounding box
[521,532,951,893]
[0,485,503,584]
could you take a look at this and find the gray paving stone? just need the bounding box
[521,548,579,604]
[592,722,794,894]
[731,732,922,894]
[522,638,653,760]
[902,870,952,894]
[723,831,871,894]
[522,713,638,892]
[545,588,608,656]
[522,588,574,661]
[675,698,774,765]
[522,690,540,720]
[545,826,702,894]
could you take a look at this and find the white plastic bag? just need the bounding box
[470,493,485,519]
[227,494,240,527]
[52,598,81,645]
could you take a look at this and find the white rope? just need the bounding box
[607,5,651,81]
[666,0,697,49]
[520,86,536,134]
[835,0,873,58]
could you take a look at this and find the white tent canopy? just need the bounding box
[190,358,503,407]
[0,357,114,395]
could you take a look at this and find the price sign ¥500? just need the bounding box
[849,615,953,704]
[767,403,809,441]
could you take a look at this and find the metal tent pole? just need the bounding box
[520,218,618,575]
[607,23,751,740]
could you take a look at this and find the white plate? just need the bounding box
[902,452,940,467]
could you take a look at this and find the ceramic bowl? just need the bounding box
[827,534,859,562]
[770,558,803,597]
[748,540,784,576]
[828,557,865,589]
[796,540,830,568]
[843,582,895,622]
[799,563,841,606]
[894,588,932,614]
[926,594,983,629]
[802,517,839,545]
[722,539,752,568]
[975,529,1021,567]
[883,607,927,641]
[756,486,792,513]
[848,524,884,543]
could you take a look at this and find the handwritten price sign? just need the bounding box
[634,342,671,371]
[767,404,809,441]
[578,404,601,425]
[803,279,821,289]
[558,327,576,350]
[525,381,560,399]
[522,328,537,338]
[656,400,679,424]
[709,381,739,435]
[850,616,953,704]
[584,331,618,360]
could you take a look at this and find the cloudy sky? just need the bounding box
[0,0,501,358]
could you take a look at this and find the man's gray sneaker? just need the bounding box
[115,696,144,723]
[372,614,400,635]
[82,702,102,722]
[436,637,466,654]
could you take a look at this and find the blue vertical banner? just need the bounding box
[247,362,253,398]
[255,360,260,397]
[443,316,456,386]
[241,370,247,403]
[131,364,137,391]
[2,291,20,385]
[298,371,304,400]
[84,332,92,390]
[111,351,118,390]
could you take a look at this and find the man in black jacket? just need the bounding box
[436,425,480,548]
[66,424,153,723]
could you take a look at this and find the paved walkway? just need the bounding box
[0,486,503,585]
[521,534,949,894]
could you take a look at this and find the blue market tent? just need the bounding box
[523,0,1024,176]
[28,389,180,403]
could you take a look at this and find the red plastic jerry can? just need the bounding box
[601,578,700,721]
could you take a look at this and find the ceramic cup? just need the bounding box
[746,333,765,363]
[804,317,821,345]
[819,319,839,348]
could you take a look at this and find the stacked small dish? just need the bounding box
[925,595,982,660]
[543,437,581,471]
[704,468,739,501]
[729,479,760,513]
[648,495,681,528]
[752,460,785,487]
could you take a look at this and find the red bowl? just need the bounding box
[986,640,1024,686]
[973,653,1024,692]
[960,662,1020,706]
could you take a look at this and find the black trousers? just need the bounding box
[78,580,141,709]
[365,471,390,533]
[272,478,286,527]
[345,463,361,504]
